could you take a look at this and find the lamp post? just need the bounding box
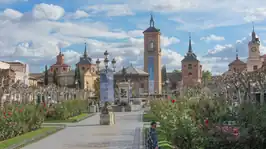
[96,50,116,125]
[164,79,169,98]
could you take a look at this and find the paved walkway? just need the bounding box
[22,106,144,149]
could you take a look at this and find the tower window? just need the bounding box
[253,65,258,70]
[150,41,154,49]
[188,64,192,69]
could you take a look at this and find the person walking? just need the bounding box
[147,121,159,149]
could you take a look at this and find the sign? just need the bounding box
[100,69,114,103]
[148,56,154,94]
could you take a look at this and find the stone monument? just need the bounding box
[118,82,130,103]
[100,102,115,125]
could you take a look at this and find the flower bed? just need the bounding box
[149,97,266,149]
[0,103,45,141]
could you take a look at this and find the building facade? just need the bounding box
[143,15,162,94]
[247,26,262,71]
[181,35,202,87]
[4,61,29,85]
[50,50,71,73]
[76,43,97,90]
[114,64,149,96]
[226,49,247,74]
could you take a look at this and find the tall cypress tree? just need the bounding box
[53,69,57,85]
[44,65,48,85]
[74,66,81,88]
[161,65,167,83]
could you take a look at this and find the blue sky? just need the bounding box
[0,0,266,74]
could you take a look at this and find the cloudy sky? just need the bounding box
[1,0,266,75]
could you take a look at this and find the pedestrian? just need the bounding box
[147,121,159,149]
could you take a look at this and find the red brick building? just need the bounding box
[50,50,71,73]
[181,35,202,87]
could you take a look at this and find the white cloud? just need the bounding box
[65,10,89,19]
[3,8,22,19]
[32,3,65,20]
[161,36,180,47]
[85,4,134,17]
[200,34,225,42]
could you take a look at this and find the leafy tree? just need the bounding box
[202,70,212,86]
[172,69,181,73]
[53,69,57,85]
[44,65,48,85]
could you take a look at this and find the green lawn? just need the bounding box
[0,127,61,149]
[44,113,93,123]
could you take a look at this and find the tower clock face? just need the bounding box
[251,47,257,52]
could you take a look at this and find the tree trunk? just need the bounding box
[260,89,264,105]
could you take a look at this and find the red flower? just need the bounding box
[8,112,12,116]
[171,99,176,103]
[233,128,239,136]
[19,109,23,113]
[204,119,209,127]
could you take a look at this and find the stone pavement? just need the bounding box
[22,106,144,149]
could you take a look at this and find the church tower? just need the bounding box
[143,14,162,94]
[247,24,261,71]
[181,34,202,87]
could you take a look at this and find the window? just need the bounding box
[234,68,236,72]
[141,83,144,88]
[82,67,85,70]
[63,67,66,71]
[188,72,192,76]
[150,41,154,49]
[56,68,58,71]
[253,65,258,70]
[188,64,192,69]
[92,68,94,72]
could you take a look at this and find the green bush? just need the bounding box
[0,103,45,141]
[150,97,266,149]
[45,99,88,120]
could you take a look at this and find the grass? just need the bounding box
[44,113,93,123]
[0,127,62,149]
[143,112,157,122]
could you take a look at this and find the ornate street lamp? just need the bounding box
[96,50,116,125]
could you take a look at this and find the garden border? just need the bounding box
[6,126,65,149]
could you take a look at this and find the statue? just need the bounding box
[100,101,115,125]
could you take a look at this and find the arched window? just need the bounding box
[188,72,192,76]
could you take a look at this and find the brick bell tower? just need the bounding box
[143,14,162,94]
[181,34,202,87]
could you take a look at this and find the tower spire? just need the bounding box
[83,42,88,58]
[188,32,192,53]
[150,13,154,27]
[236,47,238,60]
[252,22,256,40]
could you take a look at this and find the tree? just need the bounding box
[202,70,212,86]
[93,77,100,101]
[161,65,167,83]
[44,65,48,86]
[172,69,181,73]
[53,69,57,85]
